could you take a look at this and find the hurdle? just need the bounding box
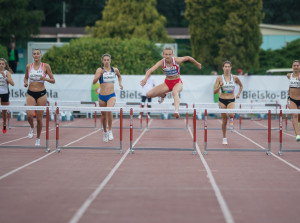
[145,103,189,131]
[55,106,123,154]
[55,101,97,130]
[129,107,197,155]
[0,105,50,153]
[193,103,234,131]
[278,109,300,155]
[239,102,280,131]
[203,108,272,155]
[7,101,50,128]
[112,102,143,130]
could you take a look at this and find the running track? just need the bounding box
[0,117,299,223]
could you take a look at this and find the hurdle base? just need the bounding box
[279,149,300,156]
[204,148,270,155]
[0,145,50,153]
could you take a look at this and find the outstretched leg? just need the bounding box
[172,83,183,118]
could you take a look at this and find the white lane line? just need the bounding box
[0,119,84,145]
[69,120,152,223]
[233,130,300,172]
[187,126,235,223]
[0,121,112,181]
[218,120,300,172]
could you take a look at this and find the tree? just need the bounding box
[185,0,263,70]
[157,0,188,27]
[0,0,44,45]
[42,38,163,74]
[88,0,173,42]
[263,0,300,25]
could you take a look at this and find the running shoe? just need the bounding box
[174,112,180,119]
[229,118,234,127]
[35,138,40,146]
[28,128,34,138]
[108,130,114,141]
[222,138,228,145]
[138,114,141,119]
[2,125,7,134]
[296,135,300,141]
[103,132,108,143]
[147,114,151,119]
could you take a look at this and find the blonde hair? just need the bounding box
[163,47,174,54]
[0,58,13,73]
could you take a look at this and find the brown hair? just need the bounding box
[222,60,232,67]
[101,53,111,67]
[292,60,300,65]
[0,58,13,73]
[163,47,174,54]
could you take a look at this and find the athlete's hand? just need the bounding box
[236,94,240,99]
[140,79,147,86]
[119,83,123,90]
[219,81,224,87]
[99,69,105,76]
[197,63,202,69]
[40,76,46,81]
[24,81,28,87]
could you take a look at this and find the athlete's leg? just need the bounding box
[26,94,36,129]
[172,83,183,118]
[219,102,227,138]
[146,83,169,98]
[227,102,235,126]
[99,100,107,132]
[1,101,9,126]
[288,100,299,136]
[106,96,116,131]
[36,94,48,139]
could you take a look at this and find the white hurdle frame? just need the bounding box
[203,108,273,155]
[279,109,300,155]
[55,106,124,154]
[0,105,50,153]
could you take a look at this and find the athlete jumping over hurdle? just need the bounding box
[141,47,201,119]
[214,61,243,145]
[286,60,300,141]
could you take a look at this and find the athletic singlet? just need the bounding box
[162,57,180,77]
[99,67,116,84]
[289,73,300,88]
[29,63,46,83]
[0,70,9,94]
[221,74,235,93]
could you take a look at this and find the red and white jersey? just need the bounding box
[29,63,46,83]
[162,57,180,77]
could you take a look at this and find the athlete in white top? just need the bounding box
[286,60,300,141]
[24,49,55,146]
[214,61,243,145]
[0,58,14,134]
[141,47,201,119]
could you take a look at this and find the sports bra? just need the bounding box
[289,73,300,88]
[162,57,180,77]
[99,67,116,84]
[221,74,235,93]
[29,63,46,83]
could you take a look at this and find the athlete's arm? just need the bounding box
[6,71,14,86]
[234,76,243,99]
[24,64,30,87]
[286,73,291,79]
[92,68,103,84]
[41,63,55,84]
[114,67,123,90]
[141,60,163,86]
[176,56,201,69]
[214,76,223,94]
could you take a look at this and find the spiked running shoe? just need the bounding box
[296,135,300,141]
